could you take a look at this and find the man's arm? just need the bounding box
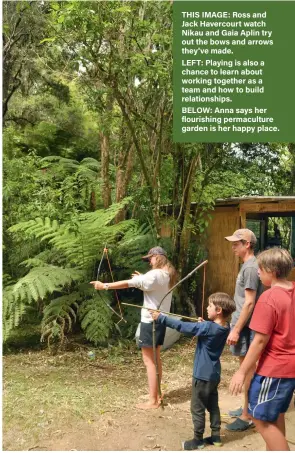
[227,289,256,345]
[229,331,270,394]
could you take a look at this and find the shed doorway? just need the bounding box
[246,216,295,255]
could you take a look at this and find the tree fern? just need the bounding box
[8,200,135,269]
[3,266,83,342]
[21,257,52,268]
[5,199,153,346]
[21,248,64,267]
[3,286,28,341]
[79,293,114,346]
[41,292,80,347]
[40,156,100,180]
[114,223,157,271]
[9,217,60,241]
[13,265,84,303]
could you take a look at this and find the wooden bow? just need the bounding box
[94,245,126,325]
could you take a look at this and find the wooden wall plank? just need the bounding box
[206,211,240,298]
[240,202,295,213]
[288,268,295,282]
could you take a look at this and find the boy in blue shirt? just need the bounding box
[151,292,235,450]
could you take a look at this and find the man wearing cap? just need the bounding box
[224,229,263,431]
[90,246,177,409]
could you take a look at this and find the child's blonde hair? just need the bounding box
[208,292,236,319]
[257,247,293,279]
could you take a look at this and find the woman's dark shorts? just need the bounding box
[138,322,166,348]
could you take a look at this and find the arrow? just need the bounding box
[121,302,201,322]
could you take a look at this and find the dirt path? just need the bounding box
[3,343,295,451]
[44,391,295,451]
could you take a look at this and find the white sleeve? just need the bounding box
[128,271,158,291]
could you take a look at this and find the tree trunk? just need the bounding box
[115,143,134,222]
[112,85,154,204]
[177,152,201,276]
[100,131,112,208]
[90,191,96,211]
[100,94,113,209]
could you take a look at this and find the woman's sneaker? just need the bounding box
[203,435,222,447]
[181,438,205,450]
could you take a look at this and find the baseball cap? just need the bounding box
[142,246,167,261]
[225,228,257,244]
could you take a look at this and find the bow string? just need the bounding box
[94,244,126,325]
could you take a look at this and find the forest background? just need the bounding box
[3,1,295,351]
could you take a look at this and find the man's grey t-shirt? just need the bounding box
[231,256,263,326]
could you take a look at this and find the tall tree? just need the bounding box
[3,1,49,119]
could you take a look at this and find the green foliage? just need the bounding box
[41,292,80,347]
[9,200,135,268]
[3,265,83,341]
[3,148,44,219]
[79,293,114,346]
[3,286,28,342]
[4,200,151,347]
[3,1,50,117]
[3,324,41,352]
[113,223,156,274]
[13,266,83,303]
[114,300,141,340]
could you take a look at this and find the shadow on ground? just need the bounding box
[164,385,192,404]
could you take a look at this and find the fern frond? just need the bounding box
[40,156,63,164]
[41,156,99,178]
[21,258,49,268]
[41,292,82,344]
[41,156,79,169]
[9,217,60,241]
[114,222,156,270]
[20,249,58,267]
[10,201,134,268]
[13,266,84,303]
[79,294,113,345]
[3,286,29,341]
[80,157,100,169]
[3,274,16,286]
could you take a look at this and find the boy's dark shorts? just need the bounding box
[138,322,166,348]
[230,325,254,356]
[248,373,295,422]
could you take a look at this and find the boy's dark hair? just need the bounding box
[257,247,293,279]
[208,292,236,319]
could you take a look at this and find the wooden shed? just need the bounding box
[205,196,295,298]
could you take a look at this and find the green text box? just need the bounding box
[173,1,295,142]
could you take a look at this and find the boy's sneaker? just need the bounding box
[181,438,205,450]
[203,435,222,447]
